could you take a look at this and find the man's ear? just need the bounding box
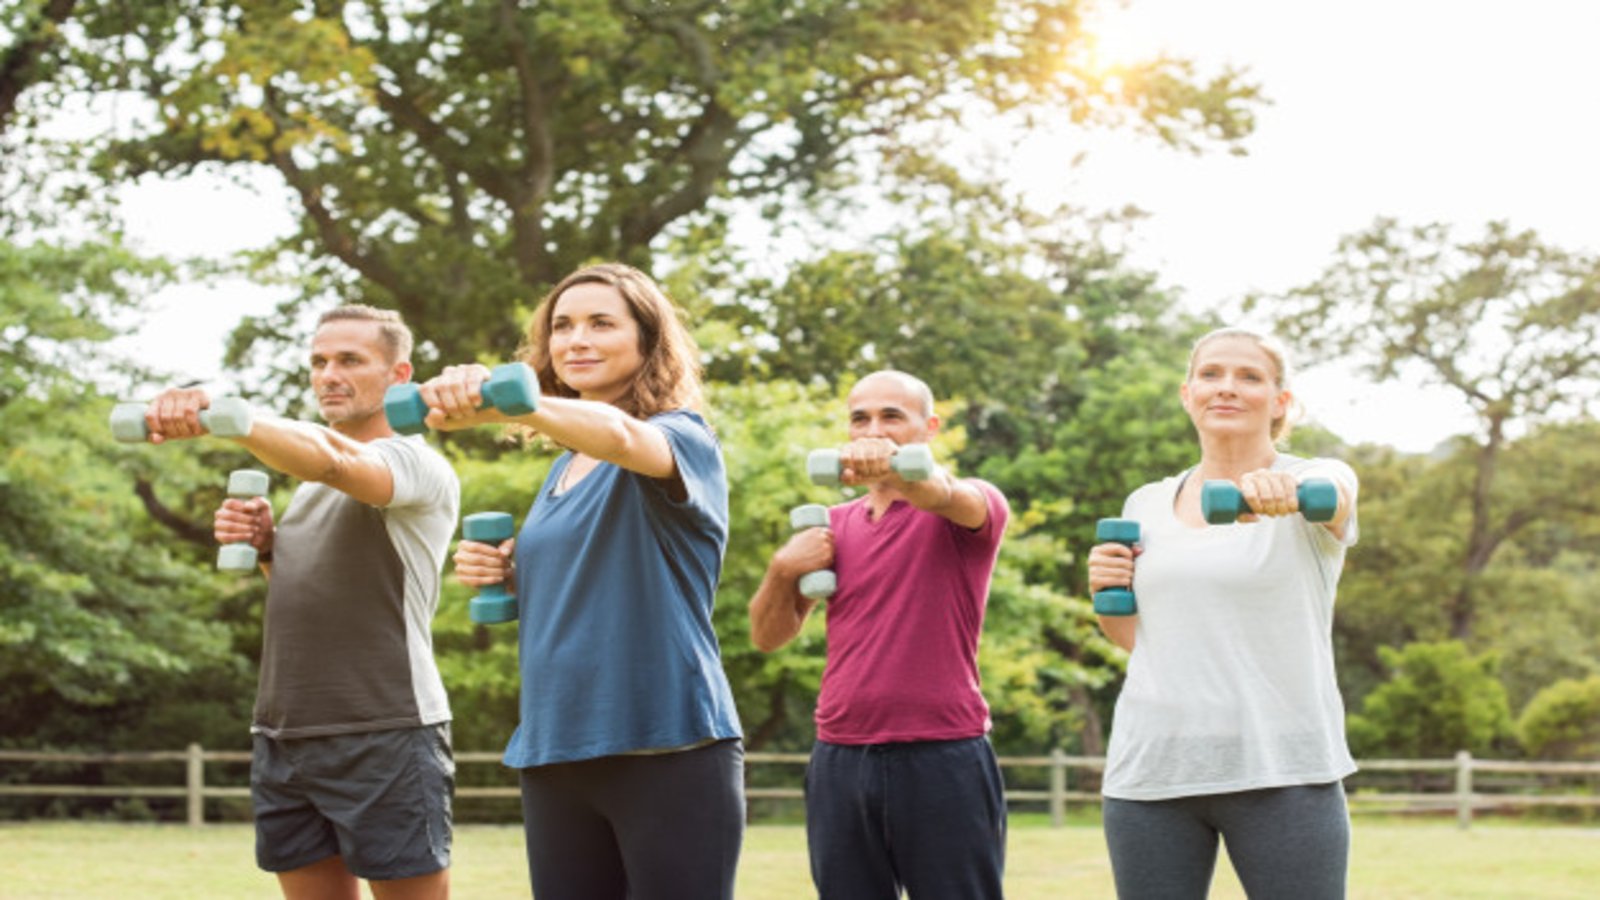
[392,360,414,384]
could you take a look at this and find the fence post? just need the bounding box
[186,743,204,828]
[1048,749,1066,828]
[1454,749,1473,830]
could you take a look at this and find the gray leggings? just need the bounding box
[1103,782,1349,899]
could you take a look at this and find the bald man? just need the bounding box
[750,370,1011,900]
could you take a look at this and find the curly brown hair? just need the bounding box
[520,263,704,419]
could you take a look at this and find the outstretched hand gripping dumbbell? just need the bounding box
[218,470,270,571]
[1200,478,1338,524]
[806,443,935,487]
[1092,518,1140,616]
[385,363,539,435]
[462,512,517,624]
[789,504,836,600]
[109,397,255,443]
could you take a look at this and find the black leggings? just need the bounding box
[518,739,745,900]
[1103,782,1349,899]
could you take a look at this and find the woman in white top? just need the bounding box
[1087,327,1359,899]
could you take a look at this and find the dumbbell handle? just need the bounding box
[1092,518,1139,617]
[385,363,539,436]
[462,512,517,624]
[807,443,934,487]
[790,504,836,600]
[218,470,270,572]
[110,397,254,443]
[1201,478,1338,524]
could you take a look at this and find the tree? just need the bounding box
[1261,219,1600,639]
[68,0,1259,373]
[1345,641,1514,759]
[1,3,259,779]
[1517,676,1600,761]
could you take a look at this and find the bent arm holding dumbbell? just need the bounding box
[141,388,400,507]
[749,525,836,652]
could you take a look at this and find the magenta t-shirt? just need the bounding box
[814,480,1009,744]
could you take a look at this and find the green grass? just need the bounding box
[1,820,1597,898]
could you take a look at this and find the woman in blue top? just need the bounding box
[420,263,743,900]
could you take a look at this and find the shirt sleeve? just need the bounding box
[641,410,729,533]
[951,479,1009,550]
[372,436,460,512]
[1295,456,1360,548]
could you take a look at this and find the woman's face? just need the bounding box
[548,282,646,404]
[1180,335,1289,440]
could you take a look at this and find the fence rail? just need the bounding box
[3,746,1597,829]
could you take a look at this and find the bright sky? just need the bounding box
[104,0,1600,453]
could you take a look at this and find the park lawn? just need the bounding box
[0,820,1597,898]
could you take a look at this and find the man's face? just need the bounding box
[309,320,407,428]
[846,374,936,446]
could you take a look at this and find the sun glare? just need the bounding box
[1082,2,1171,74]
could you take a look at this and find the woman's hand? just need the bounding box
[1237,468,1303,521]
[454,538,514,588]
[419,364,505,431]
[1087,541,1137,595]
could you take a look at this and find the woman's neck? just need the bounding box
[1196,434,1279,481]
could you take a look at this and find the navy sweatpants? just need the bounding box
[805,736,1007,900]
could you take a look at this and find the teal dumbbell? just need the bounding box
[807,443,935,487]
[1092,518,1140,616]
[1201,477,1338,524]
[790,504,836,600]
[109,397,254,443]
[462,512,517,624]
[218,469,270,571]
[385,363,540,436]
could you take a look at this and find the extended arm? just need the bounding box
[145,389,396,506]
[420,365,677,479]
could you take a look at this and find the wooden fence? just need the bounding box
[2,747,1596,830]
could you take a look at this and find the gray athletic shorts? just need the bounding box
[251,723,454,880]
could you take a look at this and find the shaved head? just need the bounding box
[850,370,935,420]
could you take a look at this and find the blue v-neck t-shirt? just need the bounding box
[502,409,742,768]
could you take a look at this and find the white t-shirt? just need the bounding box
[1101,454,1359,801]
